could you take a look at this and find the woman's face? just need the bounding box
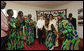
[20,12,23,17]
[41,16,44,19]
[57,16,61,20]
[28,16,31,19]
[23,16,27,19]
[45,20,49,25]
[50,15,53,20]
[9,10,13,16]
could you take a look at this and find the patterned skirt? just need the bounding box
[26,26,34,45]
[6,29,17,50]
[16,28,24,50]
[45,32,56,49]
[61,37,79,50]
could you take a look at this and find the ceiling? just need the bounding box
[6,1,72,9]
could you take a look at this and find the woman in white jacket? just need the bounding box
[44,14,59,50]
[49,14,59,47]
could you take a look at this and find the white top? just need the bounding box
[49,19,58,32]
[44,19,58,38]
[37,19,45,29]
[44,19,58,31]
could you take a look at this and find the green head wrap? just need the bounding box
[57,12,65,19]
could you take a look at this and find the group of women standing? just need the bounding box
[6,8,79,50]
[6,9,34,50]
[1,1,80,50]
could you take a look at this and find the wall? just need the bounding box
[3,1,83,38]
[52,1,83,38]
[4,1,52,38]
[4,1,52,21]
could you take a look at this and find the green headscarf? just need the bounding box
[57,12,65,19]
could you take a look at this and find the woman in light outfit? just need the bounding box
[44,14,58,50]
[49,14,59,47]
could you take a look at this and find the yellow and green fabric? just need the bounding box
[45,32,56,50]
[25,19,34,45]
[7,16,17,50]
[59,19,79,50]
[15,18,24,49]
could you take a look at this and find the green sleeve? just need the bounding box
[62,19,72,34]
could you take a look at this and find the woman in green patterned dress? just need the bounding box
[57,12,79,50]
[25,14,34,46]
[44,18,58,50]
[15,11,25,49]
[6,9,16,50]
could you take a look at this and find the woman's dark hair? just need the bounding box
[18,11,23,16]
[68,13,72,18]
[28,14,32,17]
[49,14,54,19]
[69,13,72,16]
[45,18,49,22]
[7,9,12,15]
[41,14,44,17]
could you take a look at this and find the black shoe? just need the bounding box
[26,41,30,46]
[47,49,49,50]
[54,43,55,46]
[30,43,34,45]
[39,42,41,44]
[42,43,44,45]
[32,43,34,45]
